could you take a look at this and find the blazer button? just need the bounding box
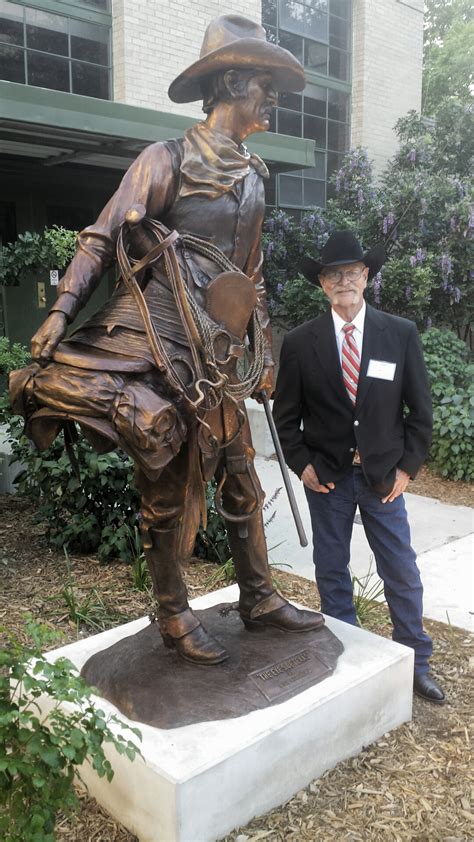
[349,447,355,453]
[354,420,359,426]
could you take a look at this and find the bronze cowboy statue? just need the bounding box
[10,15,324,665]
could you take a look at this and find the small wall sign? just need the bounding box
[49,269,59,286]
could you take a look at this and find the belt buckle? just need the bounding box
[352,448,362,466]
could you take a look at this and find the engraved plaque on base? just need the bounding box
[249,648,331,702]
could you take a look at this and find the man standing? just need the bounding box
[11,15,324,667]
[272,230,445,704]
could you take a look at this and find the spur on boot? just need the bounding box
[241,592,324,632]
[159,608,228,665]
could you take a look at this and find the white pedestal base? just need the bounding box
[44,585,413,842]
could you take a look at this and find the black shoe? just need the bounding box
[413,672,445,705]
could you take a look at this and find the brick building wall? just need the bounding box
[351,0,424,173]
[112,0,424,176]
[112,0,262,117]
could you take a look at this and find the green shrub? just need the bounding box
[0,616,140,841]
[0,227,77,288]
[3,341,141,564]
[9,429,140,564]
[0,339,31,424]
[420,327,469,394]
[421,328,473,480]
[7,412,229,564]
[279,275,328,327]
[429,380,474,480]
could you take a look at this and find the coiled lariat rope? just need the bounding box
[180,233,267,404]
[116,219,266,413]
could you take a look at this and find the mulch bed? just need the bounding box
[0,472,472,841]
[407,465,473,509]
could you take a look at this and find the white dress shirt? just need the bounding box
[331,300,366,365]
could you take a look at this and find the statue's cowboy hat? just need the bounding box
[168,14,305,103]
[301,230,386,285]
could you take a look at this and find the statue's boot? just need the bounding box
[226,513,325,633]
[146,527,228,665]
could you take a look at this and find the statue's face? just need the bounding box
[236,71,278,135]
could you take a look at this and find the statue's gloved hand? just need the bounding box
[251,365,274,403]
[31,311,68,366]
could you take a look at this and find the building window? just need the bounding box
[264,0,351,81]
[0,0,111,99]
[269,84,350,211]
[80,1,110,8]
[263,0,352,211]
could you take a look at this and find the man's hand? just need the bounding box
[252,365,274,403]
[381,468,410,503]
[31,311,68,366]
[301,463,335,494]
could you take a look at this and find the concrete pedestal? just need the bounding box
[43,585,413,842]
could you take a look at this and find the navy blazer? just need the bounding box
[272,304,433,496]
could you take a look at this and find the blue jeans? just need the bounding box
[304,467,433,675]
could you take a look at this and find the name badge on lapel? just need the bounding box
[367,359,396,381]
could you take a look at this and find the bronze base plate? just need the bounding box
[81,603,344,729]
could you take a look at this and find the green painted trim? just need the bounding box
[7,0,111,25]
[0,80,193,140]
[304,70,351,93]
[248,131,315,168]
[0,81,315,168]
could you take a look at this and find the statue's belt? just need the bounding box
[59,218,257,388]
[66,270,248,360]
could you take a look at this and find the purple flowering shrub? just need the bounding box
[377,103,472,337]
[333,147,379,224]
[261,209,330,321]
[263,101,472,340]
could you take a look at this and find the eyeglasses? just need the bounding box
[322,267,366,284]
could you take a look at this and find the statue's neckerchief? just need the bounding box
[179,121,269,199]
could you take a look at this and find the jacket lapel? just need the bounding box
[356,304,387,411]
[311,310,354,410]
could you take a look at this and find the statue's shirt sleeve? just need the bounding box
[51,142,177,323]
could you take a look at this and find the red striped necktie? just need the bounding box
[342,323,360,404]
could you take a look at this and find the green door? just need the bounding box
[4,270,115,349]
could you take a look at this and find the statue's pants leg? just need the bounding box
[216,413,324,633]
[134,445,189,616]
[134,447,228,664]
[215,458,273,613]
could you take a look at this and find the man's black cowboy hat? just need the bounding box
[301,230,386,285]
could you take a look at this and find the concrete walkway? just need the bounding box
[255,455,473,633]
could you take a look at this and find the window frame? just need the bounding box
[263,0,352,211]
[0,0,112,98]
